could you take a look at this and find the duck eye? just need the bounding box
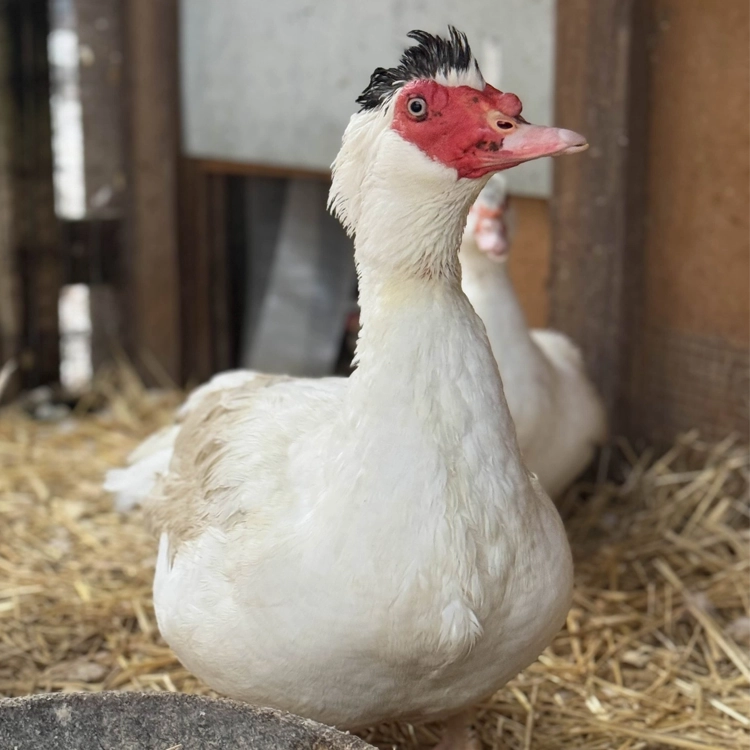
[408,97,427,119]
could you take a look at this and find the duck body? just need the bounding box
[526,328,608,494]
[152,281,571,728]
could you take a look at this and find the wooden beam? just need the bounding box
[0,6,21,386]
[74,0,126,217]
[122,0,181,385]
[549,0,653,432]
[61,218,122,285]
[198,158,329,182]
[178,161,233,383]
[1,0,62,391]
[207,174,232,373]
[74,1,127,372]
[73,0,126,373]
[178,158,211,384]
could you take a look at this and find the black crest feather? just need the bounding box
[356,27,481,112]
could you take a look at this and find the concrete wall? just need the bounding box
[180,0,556,197]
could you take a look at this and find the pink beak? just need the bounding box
[501,122,589,163]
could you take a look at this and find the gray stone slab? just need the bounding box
[0,691,375,750]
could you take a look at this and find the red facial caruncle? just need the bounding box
[391,80,587,178]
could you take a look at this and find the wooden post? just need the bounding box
[0,6,21,390]
[206,174,231,373]
[0,0,62,391]
[74,0,127,370]
[549,0,653,432]
[178,161,233,384]
[178,158,211,385]
[75,0,126,217]
[121,0,181,385]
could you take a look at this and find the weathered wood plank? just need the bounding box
[178,157,211,384]
[199,158,329,182]
[74,0,127,371]
[628,0,749,443]
[0,7,21,389]
[61,218,121,285]
[178,164,234,382]
[74,0,126,217]
[1,0,62,390]
[549,0,653,433]
[207,174,232,372]
[121,0,181,385]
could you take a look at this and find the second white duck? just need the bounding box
[459,174,607,499]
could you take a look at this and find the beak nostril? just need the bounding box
[496,121,514,130]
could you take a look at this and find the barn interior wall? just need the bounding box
[506,198,551,330]
[509,0,749,442]
[630,0,749,442]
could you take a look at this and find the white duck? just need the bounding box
[106,28,587,749]
[459,174,607,498]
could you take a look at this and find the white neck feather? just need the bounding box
[459,242,541,365]
[336,132,522,466]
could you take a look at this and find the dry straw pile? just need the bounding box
[1,369,748,749]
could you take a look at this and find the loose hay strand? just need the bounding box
[0,378,748,749]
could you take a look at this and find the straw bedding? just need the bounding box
[1,370,748,749]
